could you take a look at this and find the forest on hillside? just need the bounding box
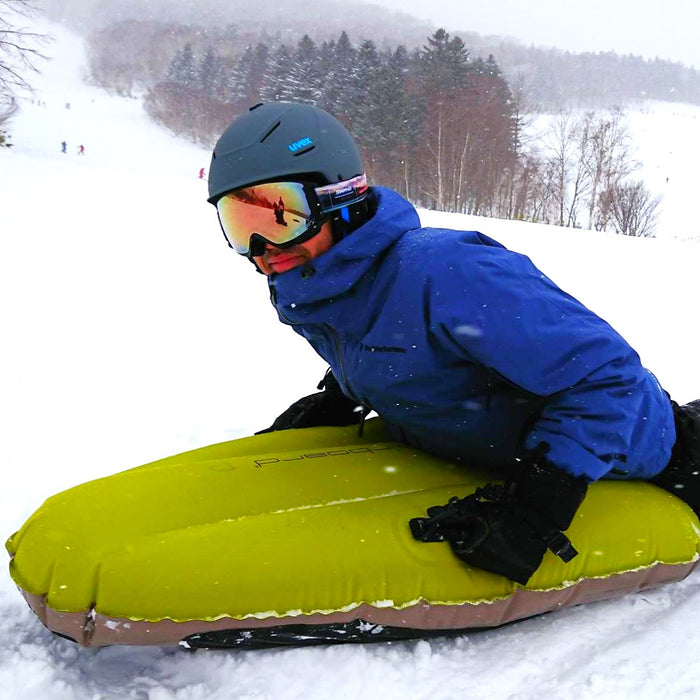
[37,0,700,110]
[31,0,668,236]
[136,27,658,236]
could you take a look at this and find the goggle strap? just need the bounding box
[314,174,368,214]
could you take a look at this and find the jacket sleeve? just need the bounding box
[431,247,658,481]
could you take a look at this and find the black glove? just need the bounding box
[650,399,700,515]
[409,445,588,585]
[256,370,363,434]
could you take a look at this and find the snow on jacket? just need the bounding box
[268,186,675,482]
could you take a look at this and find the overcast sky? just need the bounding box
[370,0,700,68]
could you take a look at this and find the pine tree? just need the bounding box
[167,43,196,87]
[166,48,183,82]
[283,34,323,104]
[230,42,270,105]
[316,39,336,112]
[322,31,357,116]
[419,29,471,97]
[198,47,227,99]
[229,45,255,102]
[250,43,270,103]
[343,40,384,144]
[260,44,291,102]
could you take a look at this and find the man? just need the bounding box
[207,101,700,585]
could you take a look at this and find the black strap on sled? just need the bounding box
[409,485,578,564]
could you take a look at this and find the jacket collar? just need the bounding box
[269,187,421,308]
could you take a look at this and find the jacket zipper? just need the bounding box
[271,286,351,394]
[327,323,372,436]
[326,323,365,406]
[273,290,371,433]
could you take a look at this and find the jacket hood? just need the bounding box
[269,186,421,307]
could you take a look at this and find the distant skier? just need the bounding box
[61,141,67,154]
[77,144,85,155]
[199,167,206,179]
[273,196,287,226]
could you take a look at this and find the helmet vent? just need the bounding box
[260,121,281,143]
[292,144,315,157]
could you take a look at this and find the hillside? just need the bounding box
[35,0,700,108]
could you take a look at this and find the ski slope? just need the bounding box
[2,22,700,700]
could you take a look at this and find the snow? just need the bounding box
[2,21,700,700]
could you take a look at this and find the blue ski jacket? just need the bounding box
[268,187,675,482]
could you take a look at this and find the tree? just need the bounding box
[416,29,472,211]
[419,28,470,96]
[167,43,196,87]
[602,180,661,238]
[1,1,49,145]
[368,45,421,195]
[0,91,15,146]
[0,0,49,96]
[342,39,383,143]
[229,45,255,102]
[318,31,356,115]
[198,46,226,100]
[259,44,291,102]
[499,72,535,219]
[580,110,637,230]
[414,35,516,215]
[538,112,579,226]
[530,109,640,230]
[283,34,323,105]
[229,42,269,104]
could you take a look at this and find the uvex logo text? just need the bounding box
[288,137,314,153]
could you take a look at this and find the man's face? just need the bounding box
[253,221,334,276]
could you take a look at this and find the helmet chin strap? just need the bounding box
[330,211,350,244]
[331,199,371,243]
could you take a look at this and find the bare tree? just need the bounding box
[500,73,535,219]
[0,92,15,145]
[0,0,50,95]
[529,109,646,233]
[539,112,579,226]
[601,181,661,238]
[580,110,637,230]
[496,152,542,221]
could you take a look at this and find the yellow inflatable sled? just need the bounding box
[6,420,700,649]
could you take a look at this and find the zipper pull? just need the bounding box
[357,404,371,437]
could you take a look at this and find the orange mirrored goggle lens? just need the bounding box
[216,174,368,256]
[216,181,315,255]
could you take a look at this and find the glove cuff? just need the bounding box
[510,444,588,532]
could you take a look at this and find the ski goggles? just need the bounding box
[216,174,368,256]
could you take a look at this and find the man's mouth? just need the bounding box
[268,252,297,263]
[266,251,303,272]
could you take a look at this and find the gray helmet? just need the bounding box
[207,102,365,204]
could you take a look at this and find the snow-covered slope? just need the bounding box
[2,22,700,700]
[627,102,700,242]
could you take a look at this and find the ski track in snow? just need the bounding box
[2,19,700,700]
